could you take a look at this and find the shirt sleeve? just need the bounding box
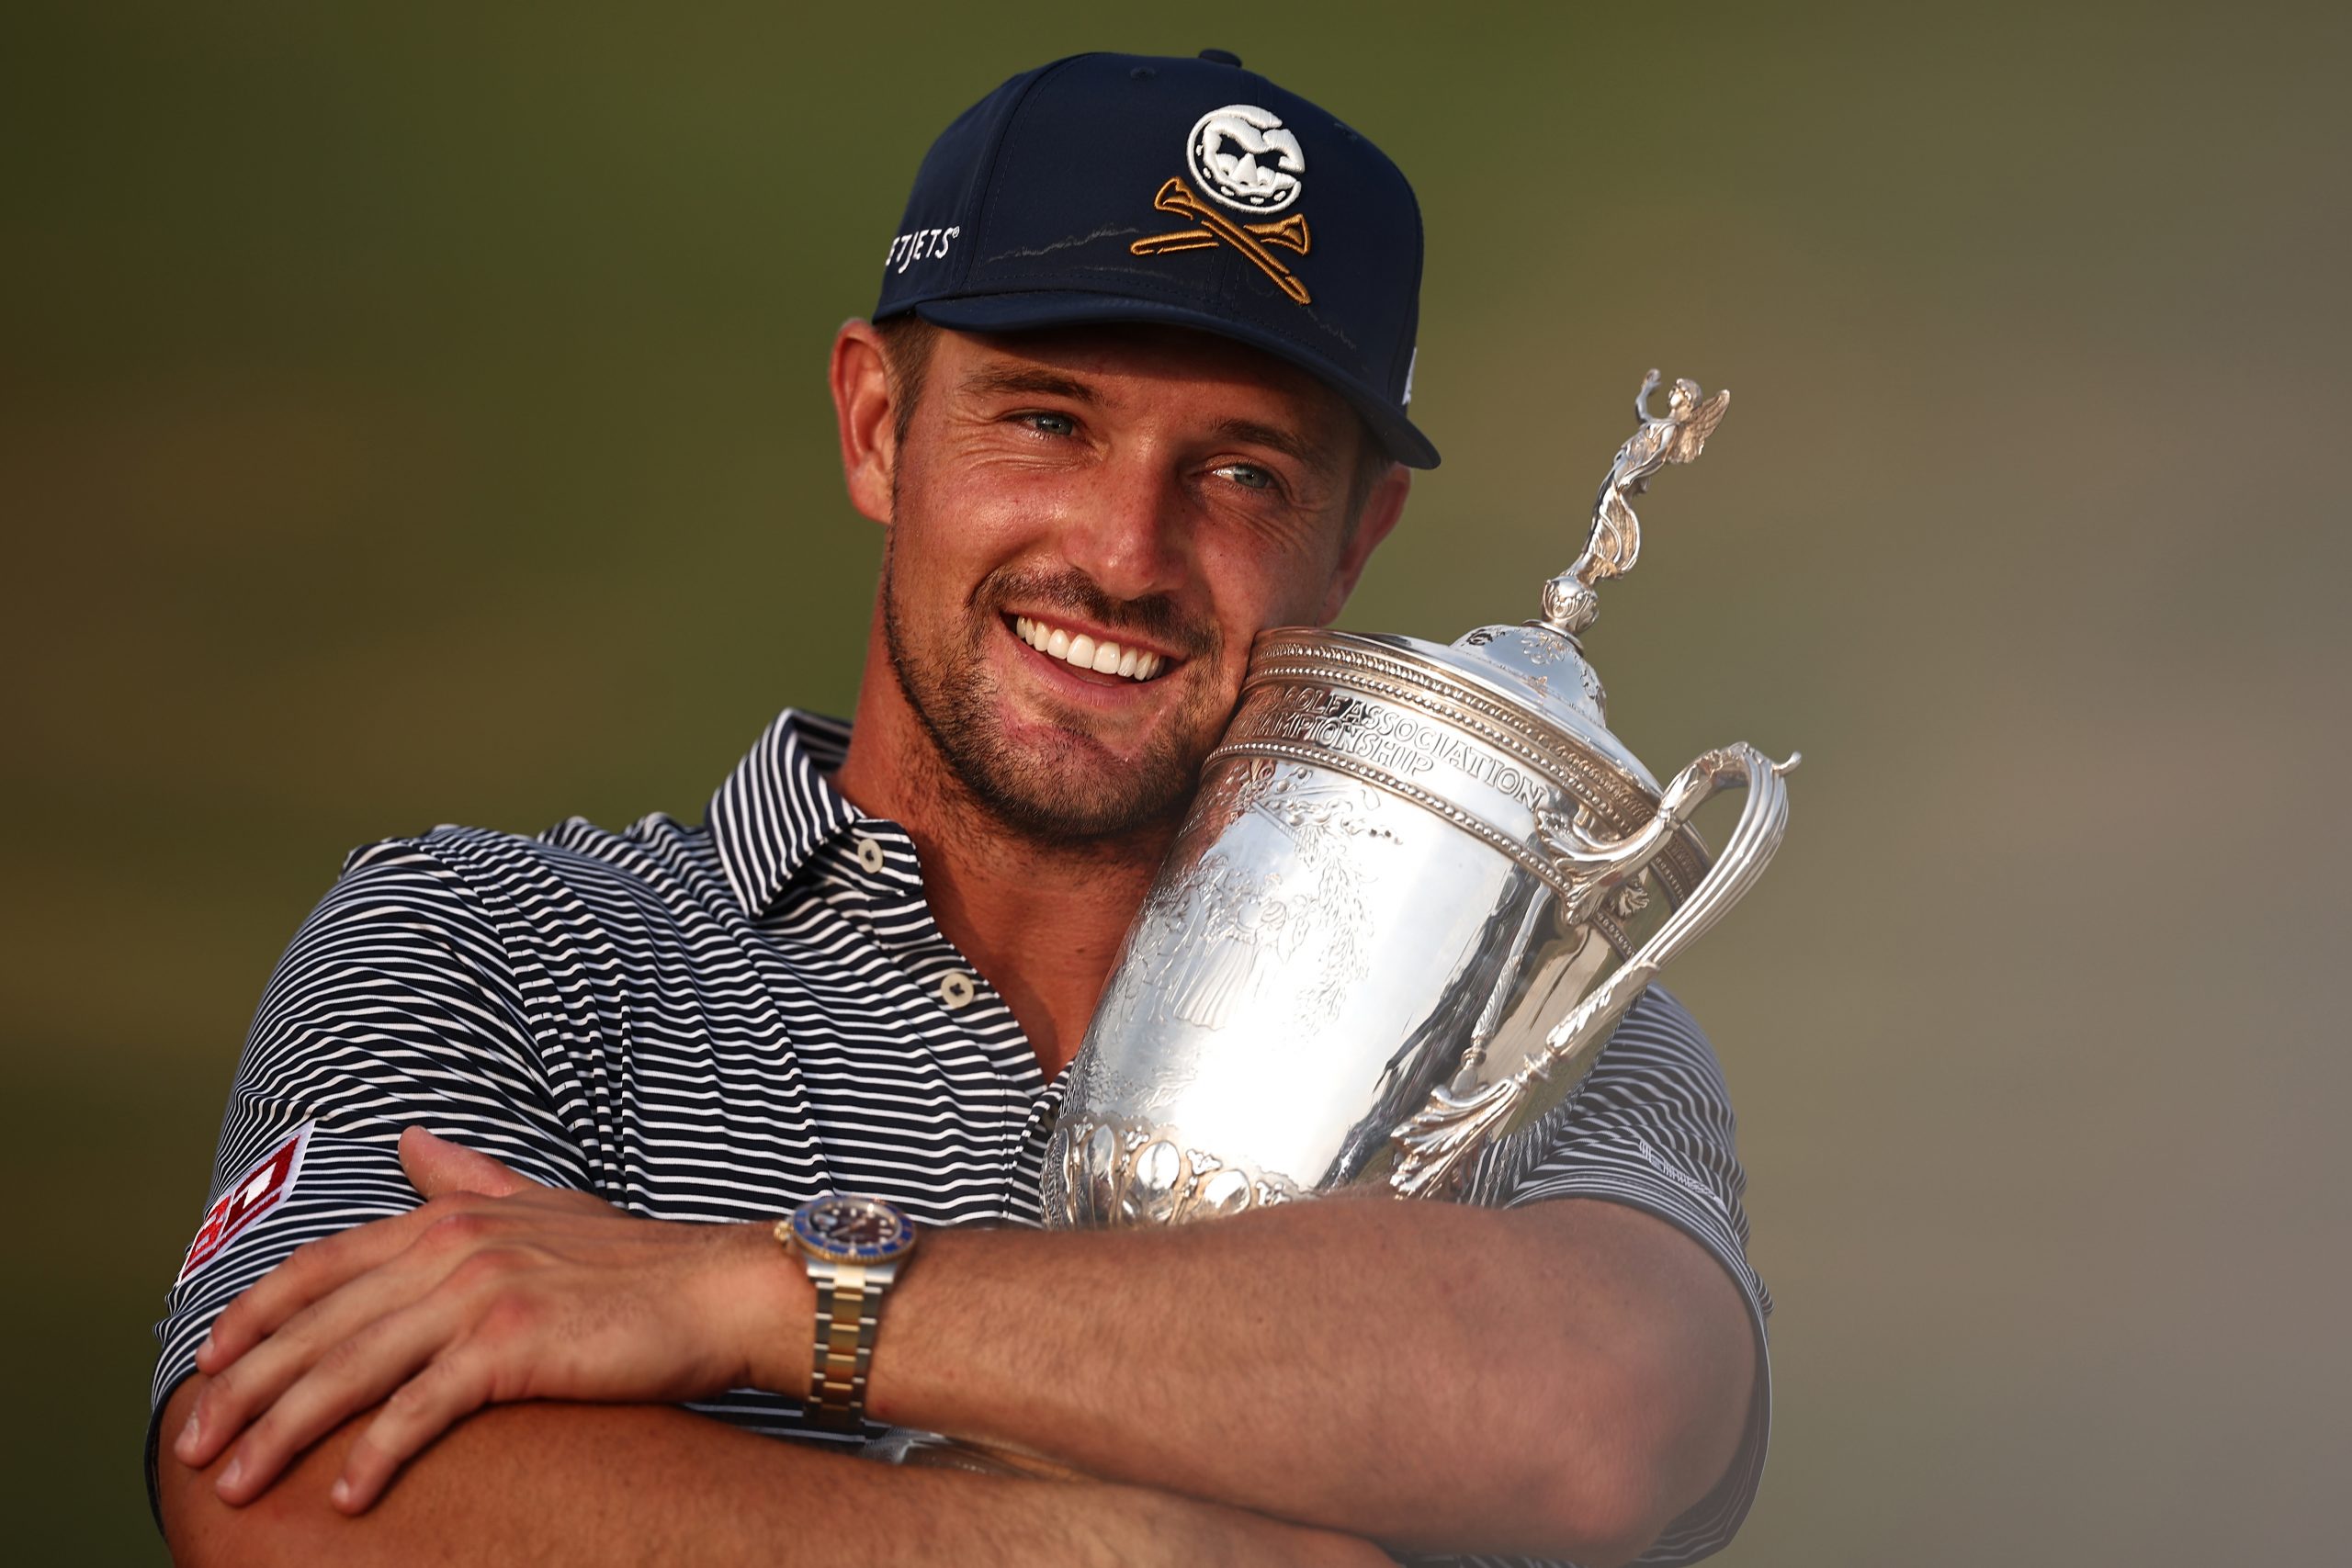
[1450,985,1773,1568]
[145,836,592,1524]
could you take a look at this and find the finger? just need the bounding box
[184,1272,417,1469]
[332,1349,499,1513]
[183,1206,492,1465]
[196,1204,443,1374]
[209,1296,456,1506]
[401,1125,541,1200]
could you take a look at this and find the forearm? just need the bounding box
[157,1375,1385,1568]
[175,1135,1749,1563]
[857,1196,1754,1562]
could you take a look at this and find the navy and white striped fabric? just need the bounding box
[152,708,1770,1564]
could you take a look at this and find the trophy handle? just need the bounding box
[1388,742,1798,1198]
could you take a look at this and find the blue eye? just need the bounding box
[1217,463,1274,491]
[1022,412,1078,437]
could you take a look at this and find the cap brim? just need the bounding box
[907,291,1440,470]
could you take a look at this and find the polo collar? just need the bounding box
[706,709,865,918]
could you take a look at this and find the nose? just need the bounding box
[1061,445,1192,605]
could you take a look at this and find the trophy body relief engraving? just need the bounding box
[1117,760,1390,1037]
[1062,734,1538,1216]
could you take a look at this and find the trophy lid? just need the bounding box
[1389,367,1733,810]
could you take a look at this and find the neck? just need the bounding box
[832,677,1180,1080]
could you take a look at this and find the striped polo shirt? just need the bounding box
[151,707,1770,1565]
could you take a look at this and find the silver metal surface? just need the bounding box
[1042,370,1794,1224]
[1540,370,1731,638]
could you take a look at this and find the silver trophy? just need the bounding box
[1044,370,1797,1221]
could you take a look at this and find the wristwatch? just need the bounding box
[775,1193,918,1432]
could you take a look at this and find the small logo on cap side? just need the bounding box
[884,225,961,275]
[1187,104,1306,214]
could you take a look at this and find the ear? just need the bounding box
[1317,463,1409,624]
[831,319,897,525]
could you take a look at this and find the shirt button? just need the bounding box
[854,835,887,874]
[937,970,977,1010]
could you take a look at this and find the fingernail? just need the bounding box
[219,1457,243,1491]
[176,1416,198,1456]
[331,1478,353,1508]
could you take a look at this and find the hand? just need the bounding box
[173,1127,803,1514]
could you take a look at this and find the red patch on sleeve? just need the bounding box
[175,1123,314,1287]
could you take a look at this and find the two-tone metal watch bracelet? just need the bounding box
[776,1194,917,1431]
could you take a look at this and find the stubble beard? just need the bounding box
[879,534,1228,847]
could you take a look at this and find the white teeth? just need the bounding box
[1012,615,1169,682]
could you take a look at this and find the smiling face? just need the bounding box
[841,321,1404,846]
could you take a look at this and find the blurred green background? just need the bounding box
[6,2,2346,1561]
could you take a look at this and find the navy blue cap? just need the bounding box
[874,51,1438,468]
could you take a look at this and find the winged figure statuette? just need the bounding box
[1540,370,1730,635]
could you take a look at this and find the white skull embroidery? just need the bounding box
[1187,104,1306,213]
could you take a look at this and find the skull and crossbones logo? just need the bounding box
[1132,103,1316,304]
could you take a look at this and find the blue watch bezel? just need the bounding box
[789,1193,915,1266]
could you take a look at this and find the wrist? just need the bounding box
[718,1220,817,1394]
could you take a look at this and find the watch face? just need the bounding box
[791,1195,915,1264]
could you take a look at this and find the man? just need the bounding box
[151,51,1770,1566]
